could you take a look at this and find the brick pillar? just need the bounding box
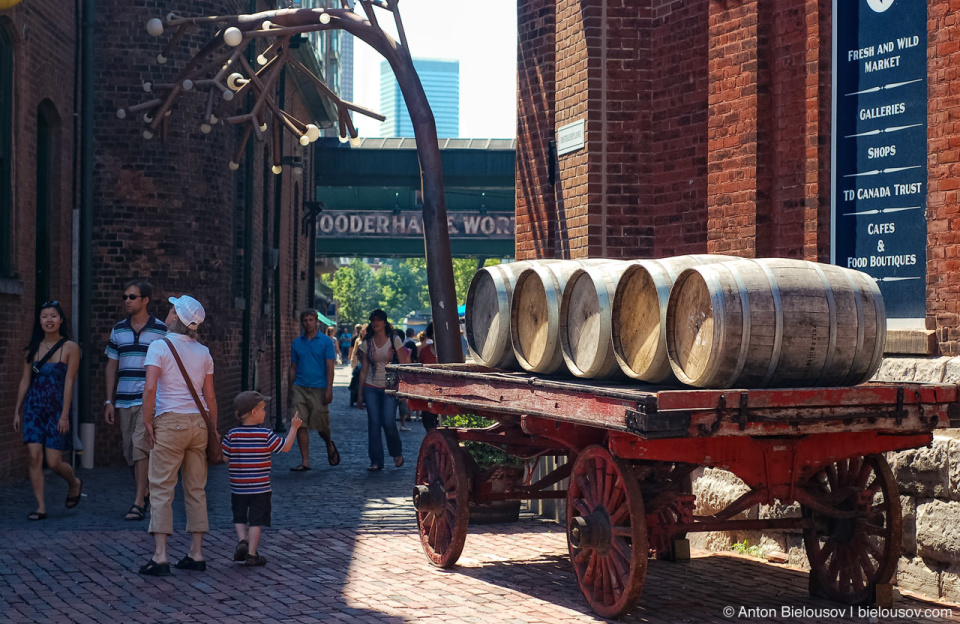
[516,0,558,260]
[706,0,761,256]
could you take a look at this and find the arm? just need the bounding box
[142,365,160,448]
[104,357,118,425]
[356,348,369,409]
[324,359,335,404]
[58,342,81,434]
[202,373,217,430]
[12,360,31,431]
[398,341,411,365]
[280,413,303,452]
[287,361,297,407]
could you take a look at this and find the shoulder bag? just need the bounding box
[162,338,224,465]
[31,338,68,381]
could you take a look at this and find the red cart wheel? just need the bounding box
[413,430,471,568]
[801,454,902,604]
[566,446,648,619]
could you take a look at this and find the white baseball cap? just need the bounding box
[169,295,206,329]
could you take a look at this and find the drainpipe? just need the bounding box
[77,0,96,468]
[240,0,257,392]
[272,65,285,433]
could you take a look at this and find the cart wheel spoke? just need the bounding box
[415,430,471,568]
[802,454,901,605]
[566,446,647,619]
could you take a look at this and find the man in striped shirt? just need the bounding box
[104,279,168,521]
[221,391,302,566]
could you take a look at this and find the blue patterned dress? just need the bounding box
[22,362,73,451]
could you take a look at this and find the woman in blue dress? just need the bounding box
[12,301,83,520]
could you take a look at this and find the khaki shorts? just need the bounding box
[292,385,330,434]
[119,405,150,465]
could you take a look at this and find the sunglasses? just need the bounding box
[41,300,59,308]
[122,294,142,301]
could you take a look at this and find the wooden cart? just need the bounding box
[388,363,960,619]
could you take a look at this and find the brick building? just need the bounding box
[516,0,960,601]
[0,1,336,481]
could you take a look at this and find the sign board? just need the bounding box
[831,0,927,319]
[317,211,515,239]
[557,119,585,156]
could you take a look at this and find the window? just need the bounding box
[0,27,13,275]
[35,102,59,307]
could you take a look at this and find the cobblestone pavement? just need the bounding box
[1,366,958,623]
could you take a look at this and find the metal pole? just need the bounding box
[273,65,286,433]
[241,0,258,391]
[78,0,95,427]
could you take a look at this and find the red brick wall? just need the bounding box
[0,2,77,482]
[0,1,317,482]
[927,2,960,354]
[516,0,557,260]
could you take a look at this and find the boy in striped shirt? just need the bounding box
[221,391,301,566]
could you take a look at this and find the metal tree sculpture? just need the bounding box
[121,2,464,363]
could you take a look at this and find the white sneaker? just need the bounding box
[400,426,411,432]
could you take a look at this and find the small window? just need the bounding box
[0,27,13,275]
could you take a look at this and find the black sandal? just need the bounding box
[65,478,83,509]
[124,504,146,521]
[27,511,47,521]
[138,560,171,577]
[326,440,341,466]
[173,556,206,572]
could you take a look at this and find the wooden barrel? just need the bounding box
[511,260,608,374]
[465,261,546,369]
[665,258,886,389]
[611,255,736,383]
[559,261,633,378]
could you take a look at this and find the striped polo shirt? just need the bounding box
[221,426,284,494]
[105,316,168,408]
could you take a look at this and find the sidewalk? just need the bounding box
[0,365,957,623]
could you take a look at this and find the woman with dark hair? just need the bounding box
[139,295,217,577]
[12,300,83,520]
[416,322,440,431]
[356,309,409,470]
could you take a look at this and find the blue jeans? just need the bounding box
[363,386,402,468]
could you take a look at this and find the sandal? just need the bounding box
[124,504,146,521]
[233,539,249,562]
[394,455,404,468]
[27,511,47,521]
[138,560,171,577]
[245,553,267,566]
[367,465,382,471]
[290,464,311,472]
[326,440,341,466]
[173,556,206,572]
[65,478,83,509]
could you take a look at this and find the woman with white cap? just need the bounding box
[138,295,217,577]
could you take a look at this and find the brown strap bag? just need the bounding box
[162,338,224,465]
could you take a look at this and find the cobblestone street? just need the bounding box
[1,366,958,623]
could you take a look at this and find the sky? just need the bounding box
[349,0,518,139]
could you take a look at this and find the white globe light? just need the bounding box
[229,161,240,171]
[262,20,273,30]
[200,123,212,134]
[143,130,154,140]
[271,165,282,175]
[257,54,268,66]
[146,18,164,37]
[259,123,267,132]
[209,114,218,124]
[142,113,153,123]
[319,13,331,24]
[116,109,126,119]
[142,81,152,93]
[299,135,310,147]
[222,90,234,102]
[156,54,167,65]
[182,79,193,91]
[223,27,243,47]
[306,124,320,142]
[164,110,172,117]
[338,133,349,143]
[227,72,245,91]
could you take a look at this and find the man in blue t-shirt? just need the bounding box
[288,309,339,471]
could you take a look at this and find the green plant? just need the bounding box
[444,413,521,468]
[732,540,765,558]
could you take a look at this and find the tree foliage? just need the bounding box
[323,258,379,326]
[377,259,431,322]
